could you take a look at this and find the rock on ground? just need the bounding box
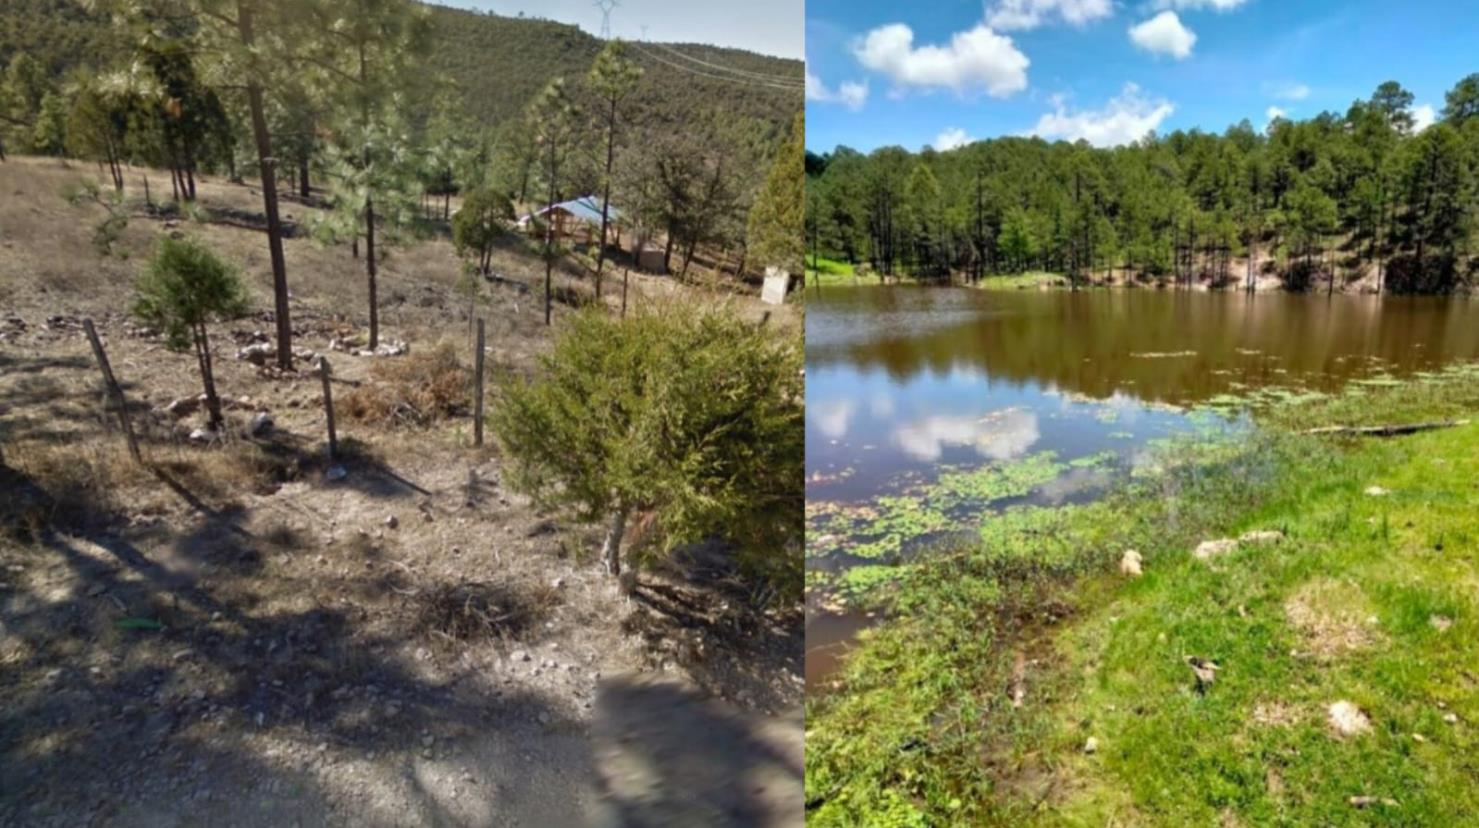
[1328,700,1372,737]
[1119,550,1143,577]
[1193,538,1239,561]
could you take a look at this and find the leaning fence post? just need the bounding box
[319,356,337,460]
[473,318,486,447]
[82,318,142,465]
[621,268,630,318]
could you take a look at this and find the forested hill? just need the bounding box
[423,4,801,138]
[807,76,1479,295]
[0,0,801,138]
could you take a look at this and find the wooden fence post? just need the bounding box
[473,318,486,447]
[82,318,142,465]
[621,268,630,318]
[319,356,337,460]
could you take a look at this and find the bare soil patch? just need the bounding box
[0,156,801,827]
[1284,578,1384,660]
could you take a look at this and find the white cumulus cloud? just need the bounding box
[806,70,869,111]
[1265,105,1287,126]
[1026,83,1175,147]
[1264,80,1310,100]
[1151,0,1249,10]
[1412,103,1436,132]
[853,22,1029,98]
[934,127,972,151]
[1129,11,1196,59]
[986,0,1113,31]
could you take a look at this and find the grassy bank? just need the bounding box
[804,363,1479,826]
[977,271,1068,290]
[805,256,864,286]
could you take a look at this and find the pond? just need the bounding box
[804,286,1479,687]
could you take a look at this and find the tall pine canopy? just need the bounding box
[747,110,804,276]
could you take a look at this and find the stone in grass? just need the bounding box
[1193,538,1239,561]
[325,466,348,482]
[1328,700,1372,737]
[1349,795,1399,809]
[188,426,220,444]
[1082,736,1098,754]
[1430,615,1453,633]
[249,411,274,437]
[1364,486,1390,497]
[1119,550,1143,577]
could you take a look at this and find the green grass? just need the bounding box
[805,363,1479,826]
[806,256,866,286]
[978,271,1069,290]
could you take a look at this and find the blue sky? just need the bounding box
[806,0,1478,153]
[440,0,803,59]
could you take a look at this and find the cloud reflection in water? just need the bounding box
[892,407,1040,462]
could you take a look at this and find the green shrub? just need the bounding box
[491,301,802,595]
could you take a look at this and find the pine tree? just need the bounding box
[586,39,642,297]
[133,237,249,430]
[747,110,805,279]
[528,77,581,325]
[304,0,432,350]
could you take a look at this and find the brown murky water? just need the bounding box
[805,287,1479,687]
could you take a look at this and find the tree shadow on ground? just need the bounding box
[628,544,803,714]
[0,351,118,445]
[2,461,802,827]
[592,675,803,827]
[0,496,598,827]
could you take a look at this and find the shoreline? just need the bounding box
[805,362,1479,825]
[805,269,1477,296]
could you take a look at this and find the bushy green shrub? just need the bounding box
[491,301,801,595]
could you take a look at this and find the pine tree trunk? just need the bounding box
[595,97,617,299]
[680,240,696,280]
[366,197,379,349]
[544,143,558,326]
[299,155,310,199]
[240,4,293,372]
[196,324,223,429]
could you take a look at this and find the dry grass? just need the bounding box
[340,343,472,427]
[1250,699,1303,728]
[411,578,561,648]
[0,429,319,539]
[1284,577,1385,659]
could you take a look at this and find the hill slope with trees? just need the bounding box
[807,76,1479,294]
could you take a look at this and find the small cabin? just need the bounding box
[516,196,618,244]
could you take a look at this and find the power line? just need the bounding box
[647,41,804,87]
[629,41,803,92]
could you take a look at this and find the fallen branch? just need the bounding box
[1305,420,1469,437]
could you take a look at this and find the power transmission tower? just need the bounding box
[595,0,618,40]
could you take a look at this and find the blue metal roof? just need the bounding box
[536,196,618,224]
